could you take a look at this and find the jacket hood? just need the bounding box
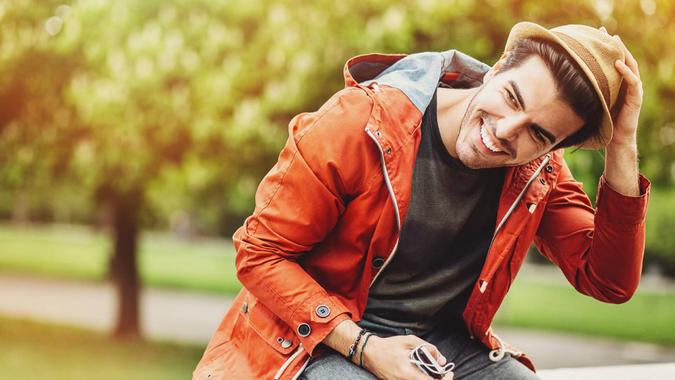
[343,50,491,114]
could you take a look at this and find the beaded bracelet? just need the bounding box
[347,329,368,362]
[359,332,375,368]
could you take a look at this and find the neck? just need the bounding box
[436,86,481,158]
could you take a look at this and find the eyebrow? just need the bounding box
[508,80,557,144]
[531,123,557,145]
[508,80,527,111]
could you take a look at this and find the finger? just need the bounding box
[425,344,448,366]
[614,61,644,107]
[408,337,448,366]
[613,35,640,78]
[615,60,641,88]
[407,337,449,369]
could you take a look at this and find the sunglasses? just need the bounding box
[408,344,456,379]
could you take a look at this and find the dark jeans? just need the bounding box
[298,318,540,380]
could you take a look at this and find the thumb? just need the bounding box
[424,344,447,366]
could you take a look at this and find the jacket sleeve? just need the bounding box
[534,159,650,303]
[233,87,375,355]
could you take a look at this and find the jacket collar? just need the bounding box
[344,49,490,113]
[345,49,563,197]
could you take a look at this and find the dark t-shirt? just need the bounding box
[361,88,505,333]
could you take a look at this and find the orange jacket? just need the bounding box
[193,50,650,379]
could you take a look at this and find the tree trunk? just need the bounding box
[110,190,142,339]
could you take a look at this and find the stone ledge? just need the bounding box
[538,362,675,380]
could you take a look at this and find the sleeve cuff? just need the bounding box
[595,174,650,229]
[289,294,353,356]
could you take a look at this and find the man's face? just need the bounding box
[455,55,585,169]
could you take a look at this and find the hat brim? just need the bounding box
[504,22,613,150]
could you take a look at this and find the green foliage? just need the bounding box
[0,0,673,237]
[645,187,675,275]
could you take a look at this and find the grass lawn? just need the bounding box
[2,223,675,346]
[0,223,240,294]
[494,276,675,346]
[0,316,203,380]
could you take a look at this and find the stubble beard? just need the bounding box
[454,89,489,169]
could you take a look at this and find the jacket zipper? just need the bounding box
[281,128,404,380]
[279,125,418,380]
[492,154,552,239]
[365,128,402,288]
[470,153,551,338]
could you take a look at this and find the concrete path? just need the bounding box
[0,274,230,345]
[2,273,675,372]
[540,363,675,380]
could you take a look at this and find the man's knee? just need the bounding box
[459,353,541,380]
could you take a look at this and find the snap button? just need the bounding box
[297,323,311,337]
[539,177,546,185]
[372,257,385,269]
[385,147,392,155]
[281,339,292,349]
[375,130,381,138]
[545,164,554,173]
[241,303,248,313]
[315,305,331,318]
[276,337,284,344]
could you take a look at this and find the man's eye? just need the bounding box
[533,128,546,143]
[506,90,517,107]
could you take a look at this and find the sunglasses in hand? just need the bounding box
[408,344,456,379]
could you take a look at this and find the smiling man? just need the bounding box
[193,22,650,380]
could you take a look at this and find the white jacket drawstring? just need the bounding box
[488,333,522,362]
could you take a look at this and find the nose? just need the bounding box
[494,114,528,143]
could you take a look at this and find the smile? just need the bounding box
[479,121,504,154]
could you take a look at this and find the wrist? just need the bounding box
[347,329,368,363]
[360,334,381,370]
[321,319,363,360]
[607,135,637,150]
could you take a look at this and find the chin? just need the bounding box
[455,111,517,169]
[455,144,491,169]
[454,128,495,169]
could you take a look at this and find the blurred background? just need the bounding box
[1,0,674,379]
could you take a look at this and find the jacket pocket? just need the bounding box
[236,293,300,357]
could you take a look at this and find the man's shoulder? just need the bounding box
[290,86,375,144]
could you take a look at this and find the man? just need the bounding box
[193,22,649,380]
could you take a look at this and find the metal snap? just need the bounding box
[315,305,331,318]
[241,303,248,313]
[372,257,385,268]
[385,147,392,155]
[545,164,554,173]
[281,339,292,349]
[277,336,284,344]
[297,323,311,337]
[375,130,381,138]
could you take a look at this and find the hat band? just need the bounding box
[552,31,610,107]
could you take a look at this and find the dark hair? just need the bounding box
[499,38,603,149]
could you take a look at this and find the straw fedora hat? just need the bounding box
[504,22,626,149]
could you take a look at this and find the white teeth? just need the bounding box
[480,124,502,153]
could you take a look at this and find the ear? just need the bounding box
[483,51,511,82]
